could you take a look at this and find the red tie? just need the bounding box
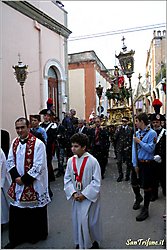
[95,127,100,144]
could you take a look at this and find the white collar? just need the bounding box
[73,152,89,159]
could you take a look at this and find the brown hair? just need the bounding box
[136,113,149,125]
[70,133,89,148]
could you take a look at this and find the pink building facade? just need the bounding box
[1,1,71,140]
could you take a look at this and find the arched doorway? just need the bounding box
[43,58,67,121]
[48,67,59,118]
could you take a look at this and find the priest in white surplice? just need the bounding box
[4,117,51,249]
[64,133,102,249]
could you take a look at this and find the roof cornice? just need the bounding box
[3,1,72,38]
[68,50,107,71]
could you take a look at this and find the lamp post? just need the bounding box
[116,37,138,167]
[12,56,28,119]
[116,36,136,133]
[96,82,103,116]
[138,73,143,113]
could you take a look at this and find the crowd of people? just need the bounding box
[1,98,166,249]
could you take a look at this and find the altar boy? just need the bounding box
[64,133,102,249]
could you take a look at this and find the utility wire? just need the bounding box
[68,23,166,41]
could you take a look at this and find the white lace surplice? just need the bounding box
[64,152,102,249]
[7,138,51,208]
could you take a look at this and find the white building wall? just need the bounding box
[1,1,69,140]
[68,69,85,119]
[27,0,66,26]
[2,3,41,139]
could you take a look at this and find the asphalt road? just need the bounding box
[1,147,166,249]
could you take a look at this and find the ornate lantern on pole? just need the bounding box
[12,55,28,119]
[96,82,103,116]
[116,37,138,167]
[116,37,136,133]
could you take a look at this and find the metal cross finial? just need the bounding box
[18,53,21,63]
[121,36,125,43]
[138,73,142,82]
[121,36,127,52]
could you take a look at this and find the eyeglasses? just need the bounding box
[15,126,26,130]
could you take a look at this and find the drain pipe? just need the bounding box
[34,20,44,110]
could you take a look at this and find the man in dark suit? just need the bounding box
[70,109,79,129]
[75,119,91,151]
[54,120,67,177]
[89,117,110,179]
[114,116,133,182]
[75,119,89,135]
[39,109,57,199]
[62,112,76,160]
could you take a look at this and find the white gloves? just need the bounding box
[154,155,162,163]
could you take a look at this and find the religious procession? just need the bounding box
[1,93,166,249]
[1,1,166,249]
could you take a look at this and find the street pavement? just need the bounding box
[1,146,166,249]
